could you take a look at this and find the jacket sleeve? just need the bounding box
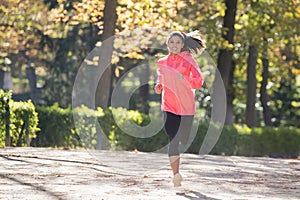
[156,63,163,88]
[185,60,204,89]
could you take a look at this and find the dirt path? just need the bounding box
[0,147,299,200]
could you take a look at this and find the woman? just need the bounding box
[155,30,206,187]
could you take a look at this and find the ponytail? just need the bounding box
[182,31,206,55]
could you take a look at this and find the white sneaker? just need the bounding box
[173,173,183,187]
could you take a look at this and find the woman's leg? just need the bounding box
[163,112,181,175]
[178,115,194,146]
[169,155,180,175]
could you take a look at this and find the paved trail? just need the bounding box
[0,147,299,200]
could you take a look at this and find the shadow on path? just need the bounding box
[1,152,134,177]
[0,153,102,166]
[176,190,221,200]
[0,173,65,200]
[0,154,42,165]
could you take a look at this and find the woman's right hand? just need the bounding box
[154,84,162,94]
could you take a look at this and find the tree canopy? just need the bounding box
[0,0,299,127]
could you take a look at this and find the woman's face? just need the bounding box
[167,35,184,54]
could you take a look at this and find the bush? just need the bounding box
[33,105,167,151]
[73,105,107,149]
[32,103,80,148]
[109,107,168,152]
[24,101,300,158]
[0,89,39,147]
[10,100,39,146]
[244,127,300,158]
[33,104,113,149]
[187,123,300,158]
[0,89,11,146]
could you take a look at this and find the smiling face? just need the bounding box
[167,35,184,55]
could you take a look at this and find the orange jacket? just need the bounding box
[156,51,204,115]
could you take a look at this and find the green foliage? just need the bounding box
[111,115,300,157]
[32,103,80,147]
[0,90,11,146]
[73,105,106,149]
[9,100,39,146]
[0,89,11,124]
[187,122,300,158]
[109,107,168,152]
[187,122,239,156]
[0,90,39,147]
[1,88,299,157]
[2,0,300,128]
[32,105,168,151]
[29,103,300,158]
[246,127,300,158]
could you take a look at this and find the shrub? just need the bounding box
[32,103,79,147]
[73,105,107,149]
[26,102,300,158]
[0,89,11,146]
[10,100,39,146]
[104,107,168,152]
[0,89,39,147]
[187,122,299,158]
[249,127,300,158]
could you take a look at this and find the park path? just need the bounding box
[0,147,299,200]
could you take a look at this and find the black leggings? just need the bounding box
[163,111,194,156]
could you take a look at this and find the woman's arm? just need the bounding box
[155,64,163,94]
[185,60,204,89]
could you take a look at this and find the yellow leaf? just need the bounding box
[234,24,243,30]
[115,68,120,77]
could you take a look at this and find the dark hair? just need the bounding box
[167,30,206,55]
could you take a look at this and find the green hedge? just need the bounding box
[32,105,168,151]
[237,126,300,158]
[0,90,39,147]
[31,104,80,148]
[32,104,300,158]
[187,123,300,158]
[108,107,168,152]
[2,95,299,158]
[0,89,10,146]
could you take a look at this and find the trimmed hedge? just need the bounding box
[31,104,300,158]
[2,96,299,158]
[0,90,39,147]
[31,104,79,148]
[108,107,168,152]
[187,123,300,158]
[32,105,168,151]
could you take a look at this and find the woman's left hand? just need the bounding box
[154,84,163,94]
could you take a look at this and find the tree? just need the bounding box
[0,0,49,98]
[245,45,258,127]
[95,0,117,109]
[211,0,238,124]
[47,0,184,109]
[260,50,273,126]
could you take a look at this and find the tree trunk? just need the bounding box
[26,66,37,103]
[0,69,4,89]
[245,45,258,127]
[4,95,11,146]
[139,63,150,114]
[225,61,235,125]
[211,0,237,124]
[260,57,273,126]
[95,0,117,109]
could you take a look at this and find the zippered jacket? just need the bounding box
[156,51,204,115]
